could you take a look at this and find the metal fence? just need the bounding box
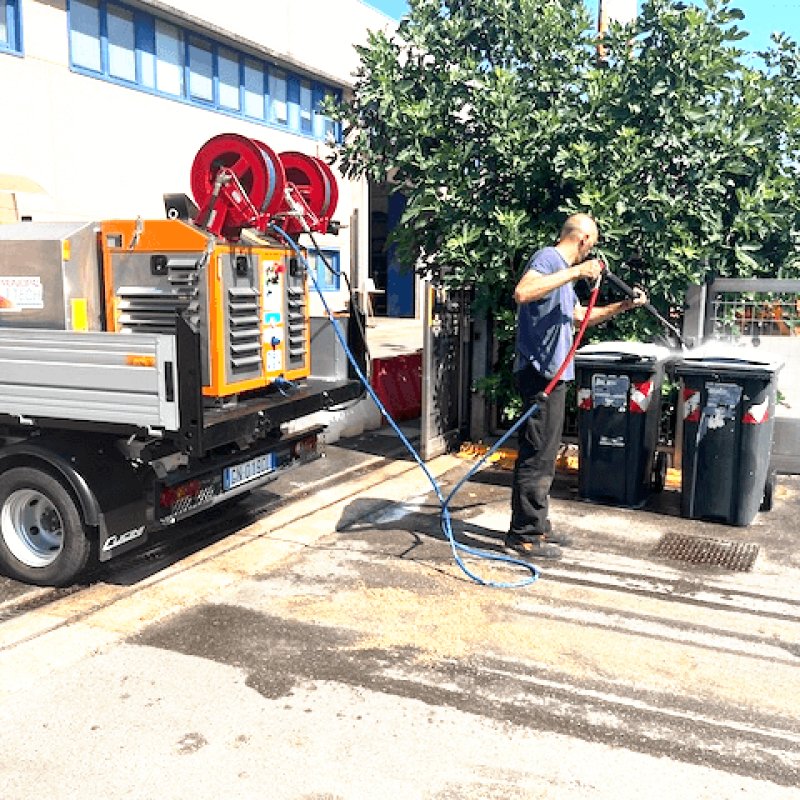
[706,289,800,341]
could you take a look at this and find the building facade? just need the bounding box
[0,0,396,315]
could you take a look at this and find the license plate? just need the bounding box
[223,453,276,491]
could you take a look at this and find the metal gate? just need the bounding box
[420,282,472,460]
[683,278,800,474]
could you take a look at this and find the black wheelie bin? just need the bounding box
[575,341,675,508]
[674,344,783,526]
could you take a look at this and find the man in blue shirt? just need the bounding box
[507,213,646,560]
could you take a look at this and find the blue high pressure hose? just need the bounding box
[271,223,601,588]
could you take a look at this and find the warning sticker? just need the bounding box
[0,276,44,312]
[592,374,630,411]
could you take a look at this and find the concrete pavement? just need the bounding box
[0,424,798,798]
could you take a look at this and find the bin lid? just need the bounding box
[674,341,784,379]
[575,340,675,366]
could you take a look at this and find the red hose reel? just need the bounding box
[190,133,339,241]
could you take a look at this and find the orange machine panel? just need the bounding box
[100,220,311,399]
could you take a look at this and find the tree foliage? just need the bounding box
[330,0,800,412]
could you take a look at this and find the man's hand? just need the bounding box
[574,258,605,282]
[627,287,648,308]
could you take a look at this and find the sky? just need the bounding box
[365,1,800,53]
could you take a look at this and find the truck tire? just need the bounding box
[0,467,93,586]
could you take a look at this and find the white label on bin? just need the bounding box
[592,375,629,411]
[704,383,741,430]
[706,383,741,413]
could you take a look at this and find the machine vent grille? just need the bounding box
[116,287,199,334]
[228,287,261,371]
[286,286,307,367]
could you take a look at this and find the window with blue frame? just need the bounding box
[107,4,135,81]
[310,250,341,292]
[268,67,287,125]
[188,35,213,102]
[243,56,265,120]
[154,19,183,96]
[1,0,22,54]
[65,0,342,143]
[218,47,241,112]
[70,0,101,70]
[300,79,313,134]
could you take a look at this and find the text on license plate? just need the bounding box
[223,453,276,491]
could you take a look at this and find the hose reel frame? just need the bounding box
[190,133,339,241]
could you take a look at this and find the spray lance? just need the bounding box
[596,251,687,347]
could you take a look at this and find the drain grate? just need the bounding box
[653,532,759,572]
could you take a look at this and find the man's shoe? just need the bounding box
[504,535,562,560]
[543,530,572,547]
[538,520,571,547]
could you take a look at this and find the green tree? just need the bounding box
[330,0,800,415]
[565,0,800,340]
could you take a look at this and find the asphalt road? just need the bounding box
[0,428,798,799]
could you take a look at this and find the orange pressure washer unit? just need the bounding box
[101,133,339,399]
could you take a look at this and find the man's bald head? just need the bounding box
[559,213,598,244]
[557,213,599,264]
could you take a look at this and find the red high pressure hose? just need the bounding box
[541,270,604,397]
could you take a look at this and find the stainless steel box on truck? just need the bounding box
[0,222,103,331]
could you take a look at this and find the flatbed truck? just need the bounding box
[0,135,363,585]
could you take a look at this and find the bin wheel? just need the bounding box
[0,467,93,586]
[651,451,668,493]
[760,469,776,512]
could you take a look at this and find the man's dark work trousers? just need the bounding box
[510,366,567,538]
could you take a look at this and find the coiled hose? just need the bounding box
[271,223,601,588]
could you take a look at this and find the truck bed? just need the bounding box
[0,328,179,431]
[0,326,362,453]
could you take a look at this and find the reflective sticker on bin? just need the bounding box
[683,388,701,422]
[577,387,592,410]
[743,397,769,424]
[630,380,653,414]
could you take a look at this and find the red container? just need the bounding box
[371,352,422,421]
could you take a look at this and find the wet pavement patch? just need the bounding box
[133,603,374,700]
[653,532,759,572]
[129,602,798,787]
[129,604,796,785]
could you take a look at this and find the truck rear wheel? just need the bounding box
[0,467,93,586]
